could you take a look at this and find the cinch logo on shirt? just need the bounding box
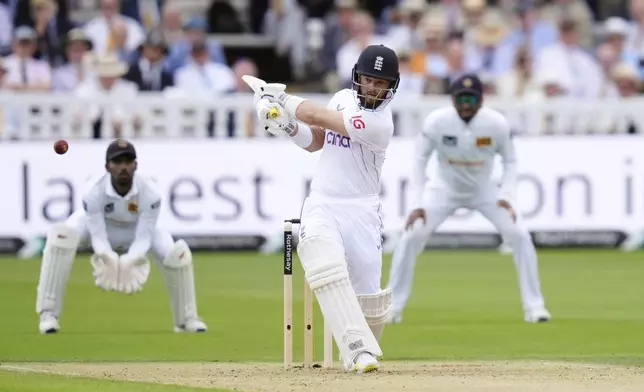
[326,132,351,148]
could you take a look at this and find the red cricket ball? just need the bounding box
[54,139,69,155]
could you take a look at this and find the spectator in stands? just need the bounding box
[320,0,357,90]
[175,42,235,97]
[335,10,390,87]
[74,53,138,138]
[626,0,644,70]
[600,17,640,74]
[119,0,163,31]
[534,19,603,99]
[395,49,425,95]
[439,33,477,92]
[596,63,641,134]
[409,17,448,94]
[166,17,226,73]
[161,3,182,44]
[29,0,73,68]
[466,11,513,75]
[0,2,13,55]
[497,45,542,101]
[506,0,558,62]
[0,58,20,140]
[386,0,426,53]
[207,0,244,33]
[426,0,467,34]
[596,43,620,97]
[232,58,260,137]
[539,0,594,48]
[3,25,51,91]
[84,0,145,60]
[124,30,173,91]
[52,28,93,92]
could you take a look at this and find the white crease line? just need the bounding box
[0,364,82,377]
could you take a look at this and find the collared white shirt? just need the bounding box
[84,15,145,55]
[175,61,236,96]
[412,106,517,207]
[2,55,51,86]
[82,173,162,257]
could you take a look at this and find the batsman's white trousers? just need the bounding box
[66,210,175,260]
[388,185,546,313]
[299,192,384,295]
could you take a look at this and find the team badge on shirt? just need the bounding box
[104,203,114,213]
[476,137,492,147]
[127,202,138,213]
[442,135,457,146]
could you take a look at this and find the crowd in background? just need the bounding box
[0,0,642,138]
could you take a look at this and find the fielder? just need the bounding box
[387,74,551,324]
[244,45,399,373]
[36,139,207,334]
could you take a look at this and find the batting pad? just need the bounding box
[36,224,80,316]
[298,235,382,371]
[161,240,198,327]
[357,288,393,341]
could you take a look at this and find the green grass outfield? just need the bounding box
[0,249,642,391]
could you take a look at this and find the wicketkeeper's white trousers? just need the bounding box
[387,186,547,314]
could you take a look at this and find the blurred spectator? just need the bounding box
[124,30,173,91]
[534,19,603,98]
[597,63,641,133]
[626,0,644,60]
[409,17,448,94]
[166,17,226,73]
[440,33,478,92]
[320,0,357,83]
[497,46,542,101]
[52,28,93,92]
[596,43,620,97]
[386,0,427,52]
[426,0,466,34]
[264,0,308,80]
[207,0,244,33]
[0,2,13,55]
[119,0,163,31]
[84,0,145,59]
[336,10,390,86]
[539,0,594,48]
[74,53,139,138]
[506,0,558,62]
[3,26,51,91]
[395,49,425,95]
[601,17,638,66]
[175,42,235,97]
[232,58,260,137]
[0,58,20,140]
[160,3,182,44]
[29,0,73,68]
[466,11,514,75]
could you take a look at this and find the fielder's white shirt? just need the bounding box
[310,88,394,198]
[82,173,162,258]
[412,106,517,208]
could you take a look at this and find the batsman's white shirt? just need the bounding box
[411,106,517,209]
[66,173,175,260]
[300,89,394,295]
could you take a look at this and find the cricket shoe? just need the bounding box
[351,352,380,374]
[524,308,551,323]
[39,312,60,334]
[174,318,207,333]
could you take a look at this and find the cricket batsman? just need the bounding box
[243,45,399,373]
[387,74,551,324]
[36,139,207,334]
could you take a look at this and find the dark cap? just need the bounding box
[106,139,136,162]
[450,74,483,96]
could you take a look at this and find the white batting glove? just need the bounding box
[256,99,297,137]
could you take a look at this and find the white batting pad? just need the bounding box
[357,288,393,341]
[36,224,80,316]
[298,235,382,371]
[161,240,199,327]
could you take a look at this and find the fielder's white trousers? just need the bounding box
[388,186,546,314]
[299,192,384,295]
[66,210,175,261]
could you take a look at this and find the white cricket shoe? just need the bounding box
[174,318,207,332]
[524,308,551,323]
[39,312,60,334]
[351,352,380,374]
